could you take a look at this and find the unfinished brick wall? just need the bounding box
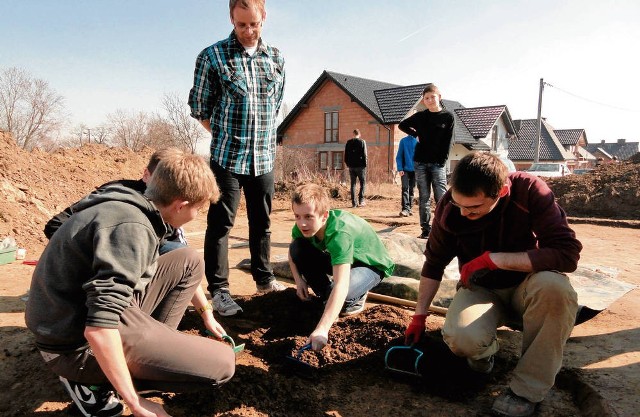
[281,80,403,182]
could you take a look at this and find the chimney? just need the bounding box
[601,140,606,144]
[617,139,626,144]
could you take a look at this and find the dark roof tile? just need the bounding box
[454,105,507,139]
[509,119,574,161]
[584,140,639,160]
[554,129,584,146]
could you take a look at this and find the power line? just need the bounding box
[543,81,640,113]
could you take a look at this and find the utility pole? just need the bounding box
[534,78,544,163]
[83,128,92,144]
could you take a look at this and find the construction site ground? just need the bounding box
[1,139,639,416]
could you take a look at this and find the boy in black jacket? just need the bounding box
[344,128,368,207]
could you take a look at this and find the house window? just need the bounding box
[318,151,328,170]
[324,112,339,143]
[332,151,344,170]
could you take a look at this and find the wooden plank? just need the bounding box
[368,292,448,316]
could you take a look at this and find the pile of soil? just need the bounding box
[546,157,640,220]
[0,131,154,253]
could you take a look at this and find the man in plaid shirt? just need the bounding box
[189,0,286,316]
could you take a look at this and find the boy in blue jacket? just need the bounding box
[396,135,418,217]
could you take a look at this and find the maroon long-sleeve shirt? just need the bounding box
[422,172,582,288]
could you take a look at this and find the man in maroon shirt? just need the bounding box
[405,152,582,417]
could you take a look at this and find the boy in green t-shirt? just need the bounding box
[288,183,395,350]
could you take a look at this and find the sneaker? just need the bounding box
[59,376,124,417]
[417,230,430,239]
[359,200,367,207]
[399,210,410,217]
[351,203,359,208]
[212,291,243,316]
[491,389,538,417]
[467,355,494,374]
[340,293,367,317]
[256,279,286,293]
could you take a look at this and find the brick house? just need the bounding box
[277,71,518,181]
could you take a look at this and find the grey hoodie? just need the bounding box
[26,184,166,353]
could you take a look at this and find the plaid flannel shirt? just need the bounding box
[189,32,285,176]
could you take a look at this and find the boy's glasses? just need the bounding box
[449,196,499,213]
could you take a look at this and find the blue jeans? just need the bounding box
[289,238,382,305]
[415,162,447,233]
[400,171,416,212]
[159,240,187,256]
[204,160,275,294]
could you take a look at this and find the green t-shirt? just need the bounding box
[291,209,395,277]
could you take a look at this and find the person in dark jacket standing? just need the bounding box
[398,83,454,239]
[344,128,368,208]
[404,152,582,417]
[26,151,235,417]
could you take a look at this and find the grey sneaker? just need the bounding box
[212,291,243,316]
[340,293,367,317]
[59,376,124,417]
[399,210,410,217]
[256,279,286,293]
[491,389,538,417]
[467,355,494,374]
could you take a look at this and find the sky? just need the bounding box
[2,0,639,147]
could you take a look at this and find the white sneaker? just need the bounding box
[212,291,243,316]
[256,279,286,293]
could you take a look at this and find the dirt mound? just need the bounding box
[0,133,153,252]
[546,159,640,220]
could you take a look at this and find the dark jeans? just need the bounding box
[400,171,416,212]
[204,160,274,294]
[289,238,383,305]
[349,167,366,205]
[39,248,235,392]
[415,162,447,233]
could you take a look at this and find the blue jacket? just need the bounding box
[395,135,417,172]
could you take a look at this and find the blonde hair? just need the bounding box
[146,147,183,173]
[291,183,330,214]
[145,149,219,207]
[229,0,265,17]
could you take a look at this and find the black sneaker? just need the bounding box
[418,230,430,239]
[59,376,124,417]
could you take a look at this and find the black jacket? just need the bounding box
[344,137,367,168]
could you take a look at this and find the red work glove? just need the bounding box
[460,251,498,288]
[404,314,428,345]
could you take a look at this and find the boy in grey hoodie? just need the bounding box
[26,149,234,417]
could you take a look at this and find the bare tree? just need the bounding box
[107,109,152,151]
[0,67,66,149]
[161,92,206,153]
[146,116,175,149]
[91,125,110,145]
